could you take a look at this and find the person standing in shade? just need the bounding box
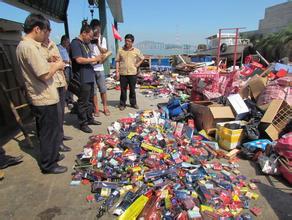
[0,106,23,169]
[16,13,67,174]
[70,24,105,133]
[57,35,74,110]
[40,30,72,154]
[90,19,111,117]
[115,34,144,110]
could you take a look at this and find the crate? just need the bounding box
[261,100,292,140]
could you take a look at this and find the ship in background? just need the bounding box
[194,33,252,61]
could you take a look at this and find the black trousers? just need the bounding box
[57,87,66,140]
[0,146,6,165]
[31,104,62,171]
[64,67,73,104]
[120,75,137,106]
[77,82,94,126]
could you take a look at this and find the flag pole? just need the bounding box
[114,20,119,56]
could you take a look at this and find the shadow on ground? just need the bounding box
[247,159,266,176]
[246,160,292,219]
[2,120,41,165]
[63,112,79,130]
[17,135,40,161]
[257,182,292,219]
[36,206,62,220]
[107,99,120,108]
[247,160,292,191]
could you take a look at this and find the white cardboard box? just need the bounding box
[227,94,249,120]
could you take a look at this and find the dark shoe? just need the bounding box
[88,120,102,125]
[119,105,125,111]
[42,165,68,174]
[80,125,93,133]
[57,154,65,162]
[0,155,23,169]
[131,104,139,109]
[63,135,73,141]
[59,144,71,152]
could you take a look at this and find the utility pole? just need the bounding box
[97,0,110,76]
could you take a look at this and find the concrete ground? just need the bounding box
[0,89,291,220]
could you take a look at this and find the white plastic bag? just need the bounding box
[258,154,279,175]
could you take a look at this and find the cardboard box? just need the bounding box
[239,85,251,99]
[260,100,292,140]
[216,121,247,151]
[189,102,235,131]
[227,94,249,120]
[247,75,267,100]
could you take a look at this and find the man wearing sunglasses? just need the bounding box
[70,24,106,133]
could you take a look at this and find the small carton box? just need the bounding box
[189,102,235,132]
[216,121,247,151]
[248,75,267,100]
[260,100,292,141]
[227,94,249,120]
[239,85,251,99]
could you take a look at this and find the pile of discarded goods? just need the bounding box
[71,109,264,219]
[73,44,292,219]
[137,71,191,100]
[70,56,291,218]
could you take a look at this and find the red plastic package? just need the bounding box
[275,132,292,160]
[278,158,292,184]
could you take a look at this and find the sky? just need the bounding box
[0,0,287,49]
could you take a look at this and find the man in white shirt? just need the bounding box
[90,19,110,116]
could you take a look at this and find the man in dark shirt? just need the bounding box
[70,24,103,133]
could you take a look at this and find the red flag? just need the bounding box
[112,24,122,41]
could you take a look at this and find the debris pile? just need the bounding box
[71,110,267,219]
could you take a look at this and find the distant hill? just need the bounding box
[135,40,195,50]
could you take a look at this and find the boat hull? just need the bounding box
[195,44,249,60]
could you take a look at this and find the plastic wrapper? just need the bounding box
[138,194,161,220]
[242,139,272,151]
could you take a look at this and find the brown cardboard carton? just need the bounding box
[239,85,251,99]
[189,102,235,131]
[248,75,267,100]
[193,101,221,106]
[260,100,292,140]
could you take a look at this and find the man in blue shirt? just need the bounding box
[58,35,74,113]
[58,35,70,63]
[70,24,103,133]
